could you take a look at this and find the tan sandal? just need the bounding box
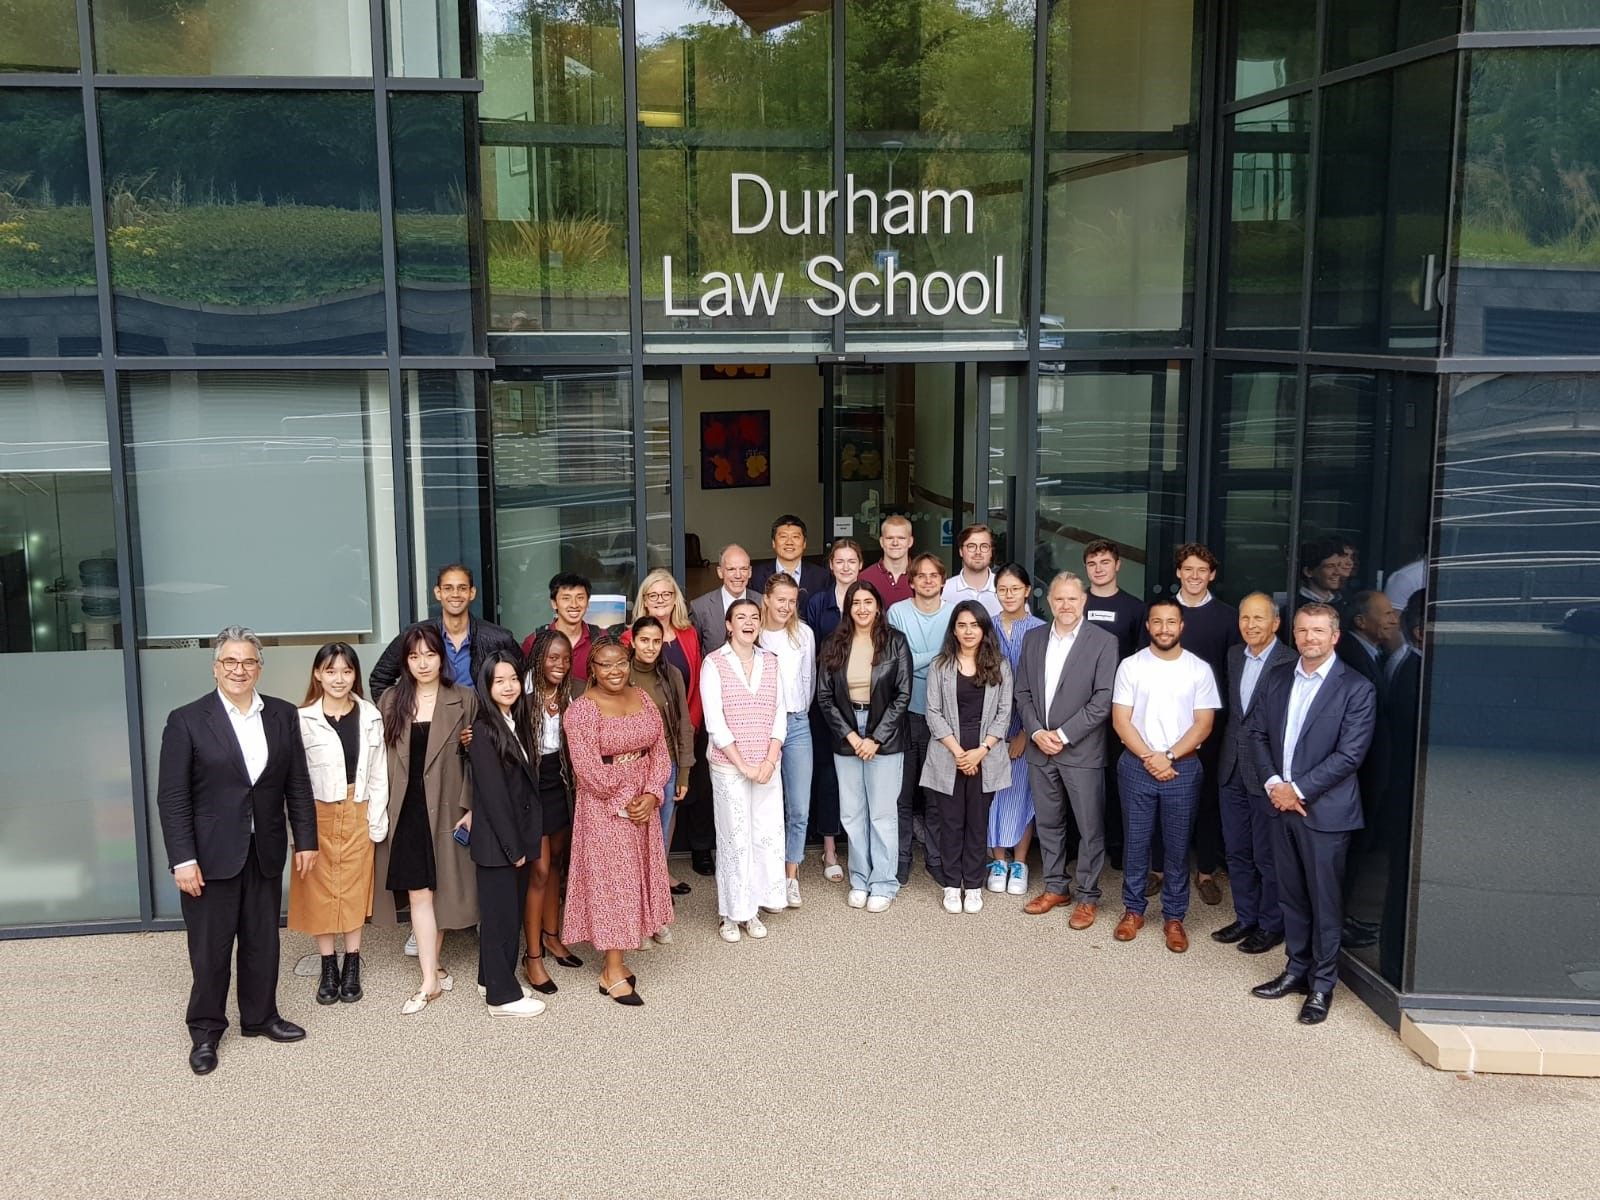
[400,986,442,1015]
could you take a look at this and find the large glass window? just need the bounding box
[98,91,383,356]
[1412,374,1600,1000]
[638,1,833,352]
[480,1,629,353]
[1219,96,1309,349]
[1207,365,1296,604]
[391,93,478,357]
[1472,0,1600,29]
[405,369,489,618]
[388,0,464,78]
[92,0,374,76]
[1452,49,1600,356]
[1033,363,1187,604]
[1044,0,1197,348]
[0,372,139,925]
[0,90,99,357]
[1,0,79,72]
[1323,0,1462,71]
[490,367,636,638]
[1232,0,1315,99]
[844,0,1032,350]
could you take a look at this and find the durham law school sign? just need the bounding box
[661,173,1003,319]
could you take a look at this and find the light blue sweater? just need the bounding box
[888,598,953,715]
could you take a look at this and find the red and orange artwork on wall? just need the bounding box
[700,409,772,490]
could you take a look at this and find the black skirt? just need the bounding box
[536,751,571,838]
[386,722,436,892]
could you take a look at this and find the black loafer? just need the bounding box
[1210,920,1255,944]
[691,850,715,877]
[239,1017,306,1043]
[1238,928,1285,955]
[1298,991,1332,1024]
[1250,972,1310,1000]
[189,1042,218,1075]
[670,881,692,896]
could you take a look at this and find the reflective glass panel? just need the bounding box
[1472,0,1600,29]
[93,0,373,76]
[0,90,99,357]
[491,367,636,637]
[638,1,832,352]
[1324,0,1462,71]
[0,0,79,72]
[391,93,478,356]
[1044,0,1196,347]
[98,91,383,356]
[1219,97,1309,349]
[405,370,489,619]
[480,1,629,352]
[0,372,139,925]
[388,0,464,78]
[1412,373,1600,1000]
[1206,365,1296,605]
[1233,0,1315,99]
[1453,49,1600,356]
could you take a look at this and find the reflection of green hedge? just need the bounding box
[1459,223,1600,267]
[0,208,96,288]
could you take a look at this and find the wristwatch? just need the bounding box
[1164,750,1176,763]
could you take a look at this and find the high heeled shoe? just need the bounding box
[522,952,558,995]
[599,974,643,1007]
[542,929,583,969]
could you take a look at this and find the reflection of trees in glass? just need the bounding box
[1461,50,1600,266]
[0,0,79,71]
[0,91,95,291]
[391,94,472,286]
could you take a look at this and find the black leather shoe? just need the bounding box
[1298,991,1332,1024]
[316,954,340,1005]
[338,951,363,1002]
[896,860,911,887]
[670,881,692,896]
[189,1042,218,1075]
[1251,971,1310,1000]
[1238,928,1285,955]
[691,849,715,877]
[240,1017,306,1042]
[1210,921,1256,945]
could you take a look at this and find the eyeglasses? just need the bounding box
[218,658,261,672]
[644,590,676,602]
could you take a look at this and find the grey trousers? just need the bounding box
[1030,759,1107,903]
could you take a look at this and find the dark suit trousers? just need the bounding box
[808,705,842,838]
[1272,813,1350,993]
[1218,776,1282,934]
[476,861,531,1006]
[1032,759,1107,904]
[180,837,282,1046]
[1118,753,1201,919]
[897,711,934,875]
[1102,738,1125,866]
[685,727,715,853]
[1192,739,1224,874]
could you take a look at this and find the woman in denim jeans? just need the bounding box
[816,581,913,911]
[758,573,816,910]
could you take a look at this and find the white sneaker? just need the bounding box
[964,889,984,914]
[719,919,741,942]
[985,860,1008,892]
[652,926,673,945]
[743,914,768,939]
[1007,861,1029,896]
[942,887,962,914]
[865,895,892,913]
[404,932,418,957]
[786,878,802,909]
[847,889,868,909]
[488,995,546,1017]
[477,982,534,999]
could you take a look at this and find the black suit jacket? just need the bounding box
[465,717,541,868]
[157,692,317,878]
[1218,641,1295,790]
[1245,656,1377,834]
[1335,633,1383,689]
[369,615,521,699]
[751,559,831,608]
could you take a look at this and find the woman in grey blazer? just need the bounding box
[921,601,1013,914]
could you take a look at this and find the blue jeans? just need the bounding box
[660,762,678,849]
[780,711,814,865]
[835,713,903,898]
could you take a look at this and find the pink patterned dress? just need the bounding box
[561,691,675,952]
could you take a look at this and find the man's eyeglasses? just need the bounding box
[218,658,261,672]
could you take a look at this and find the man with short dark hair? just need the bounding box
[943,524,1001,617]
[860,514,916,609]
[526,571,602,679]
[750,514,830,603]
[369,564,520,698]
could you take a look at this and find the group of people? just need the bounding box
[158,512,1417,1075]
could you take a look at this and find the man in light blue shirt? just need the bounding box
[889,553,954,883]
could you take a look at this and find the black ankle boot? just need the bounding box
[338,951,363,1003]
[316,954,341,1005]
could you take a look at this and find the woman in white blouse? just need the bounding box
[700,597,787,942]
[291,642,388,1005]
[759,573,816,909]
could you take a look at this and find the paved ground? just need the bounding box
[6,862,1598,1199]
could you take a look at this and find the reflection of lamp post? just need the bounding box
[881,139,904,253]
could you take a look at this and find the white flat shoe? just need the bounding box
[964,889,984,914]
[403,932,418,956]
[652,926,673,945]
[865,895,891,913]
[719,919,741,943]
[437,969,454,992]
[400,986,441,1015]
[786,878,802,908]
[846,889,868,909]
[489,995,546,1017]
[744,915,768,939]
[942,887,962,915]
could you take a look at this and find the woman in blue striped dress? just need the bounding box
[986,563,1044,896]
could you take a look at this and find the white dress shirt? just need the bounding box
[1266,655,1336,800]
[1238,639,1278,711]
[173,689,266,873]
[1042,622,1080,741]
[759,623,816,714]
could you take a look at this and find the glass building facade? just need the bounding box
[1,1,1596,1024]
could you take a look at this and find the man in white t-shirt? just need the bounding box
[1109,598,1221,953]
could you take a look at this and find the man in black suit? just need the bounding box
[369,564,520,699]
[157,626,318,1074]
[1334,588,1397,690]
[749,514,830,605]
[1211,592,1295,955]
[1246,602,1377,1025]
[1014,572,1119,930]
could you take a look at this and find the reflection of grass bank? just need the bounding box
[1459,223,1600,267]
[0,208,96,288]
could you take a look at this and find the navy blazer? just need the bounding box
[1012,620,1118,767]
[751,559,831,608]
[1217,640,1295,791]
[157,692,317,878]
[1245,655,1377,834]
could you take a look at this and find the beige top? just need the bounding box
[847,637,873,705]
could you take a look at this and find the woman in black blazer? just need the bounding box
[816,580,913,912]
[466,652,546,1017]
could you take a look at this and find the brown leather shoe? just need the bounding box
[1113,912,1144,941]
[1195,874,1223,906]
[1023,890,1072,916]
[1067,902,1098,931]
[1163,919,1189,953]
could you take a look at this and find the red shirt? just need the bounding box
[860,561,913,609]
[521,621,594,679]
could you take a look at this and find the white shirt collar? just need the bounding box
[721,586,746,608]
[1177,590,1213,608]
[1049,621,1080,643]
[1295,655,1336,683]
[1244,640,1275,662]
[217,688,263,718]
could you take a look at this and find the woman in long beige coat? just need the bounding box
[372,623,478,1014]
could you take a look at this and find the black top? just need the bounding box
[1172,597,1241,684]
[324,707,360,785]
[955,669,984,739]
[1083,588,1146,663]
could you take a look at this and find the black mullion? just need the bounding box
[623,0,648,582]
[831,0,845,354]
[1027,0,1048,353]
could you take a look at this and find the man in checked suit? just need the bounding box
[1210,592,1295,956]
[1246,602,1377,1026]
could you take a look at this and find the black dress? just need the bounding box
[385,721,436,892]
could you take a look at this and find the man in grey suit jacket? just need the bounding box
[1014,572,1119,929]
[1246,602,1377,1026]
[689,543,753,653]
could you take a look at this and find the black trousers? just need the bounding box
[180,839,282,1047]
[1103,739,1125,866]
[476,860,531,1006]
[685,727,716,853]
[1192,739,1225,874]
[934,775,993,890]
[808,704,842,838]
[897,711,933,872]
